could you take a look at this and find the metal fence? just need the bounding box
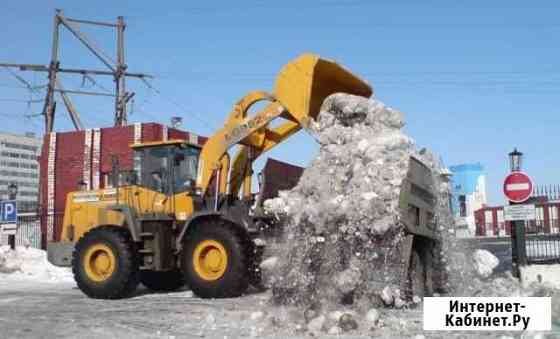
[0,213,42,249]
[525,233,560,264]
[521,186,560,265]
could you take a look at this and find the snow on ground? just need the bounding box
[521,264,560,289]
[2,276,556,339]
[0,245,73,282]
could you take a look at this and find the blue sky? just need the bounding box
[1,1,559,205]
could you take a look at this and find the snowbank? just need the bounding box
[0,246,73,282]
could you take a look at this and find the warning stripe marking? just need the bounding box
[506,183,530,191]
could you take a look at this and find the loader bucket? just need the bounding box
[274,53,373,127]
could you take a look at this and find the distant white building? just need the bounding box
[449,163,487,237]
[0,132,42,211]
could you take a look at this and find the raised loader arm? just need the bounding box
[195,53,373,197]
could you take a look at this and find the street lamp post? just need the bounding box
[509,148,523,173]
[508,148,527,278]
[7,183,17,250]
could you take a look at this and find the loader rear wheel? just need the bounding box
[182,220,250,298]
[141,270,185,292]
[72,227,140,299]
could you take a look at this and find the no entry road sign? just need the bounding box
[503,172,533,203]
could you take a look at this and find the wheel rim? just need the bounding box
[193,240,228,281]
[83,244,116,282]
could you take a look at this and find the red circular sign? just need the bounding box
[503,172,533,203]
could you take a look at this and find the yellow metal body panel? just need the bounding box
[62,186,196,242]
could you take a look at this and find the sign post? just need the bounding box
[503,171,533,278]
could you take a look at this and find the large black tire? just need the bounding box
[141,270,185,292]
[182,219,250,298]
[72,226,140,299]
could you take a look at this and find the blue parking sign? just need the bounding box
[0,200,17,223]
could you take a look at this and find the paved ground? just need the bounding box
[0,238,554,339]
[0,279,435,339]
[0,280,274,339]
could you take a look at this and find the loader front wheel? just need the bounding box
[182,220,250,298]
[72,227,140,299]
[141,270,185,292]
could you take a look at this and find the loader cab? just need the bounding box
[132,140,201,195]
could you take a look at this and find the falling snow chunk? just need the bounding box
[472,249,499,278]
[361,191,378,200]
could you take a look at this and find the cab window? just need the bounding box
[172,145,201,193]
[134,146,171,193]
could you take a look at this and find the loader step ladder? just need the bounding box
[139,231,155,270]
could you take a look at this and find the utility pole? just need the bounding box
[0,9,151,133]
[115,16,126,126]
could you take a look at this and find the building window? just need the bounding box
[1,142,38,152]
[497,210,504,231]
[0,151,38,160]
[459,195,467,217]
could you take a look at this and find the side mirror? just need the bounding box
[184,179,196,193]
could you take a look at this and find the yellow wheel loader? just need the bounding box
[47,53,442,299]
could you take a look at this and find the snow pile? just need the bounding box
[266,93,414,236]
[0,246,73,282]
[472,249,499,278]
[264,94,450,323]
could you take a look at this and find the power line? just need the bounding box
[0,98,44,103]
[140,78,215,132]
